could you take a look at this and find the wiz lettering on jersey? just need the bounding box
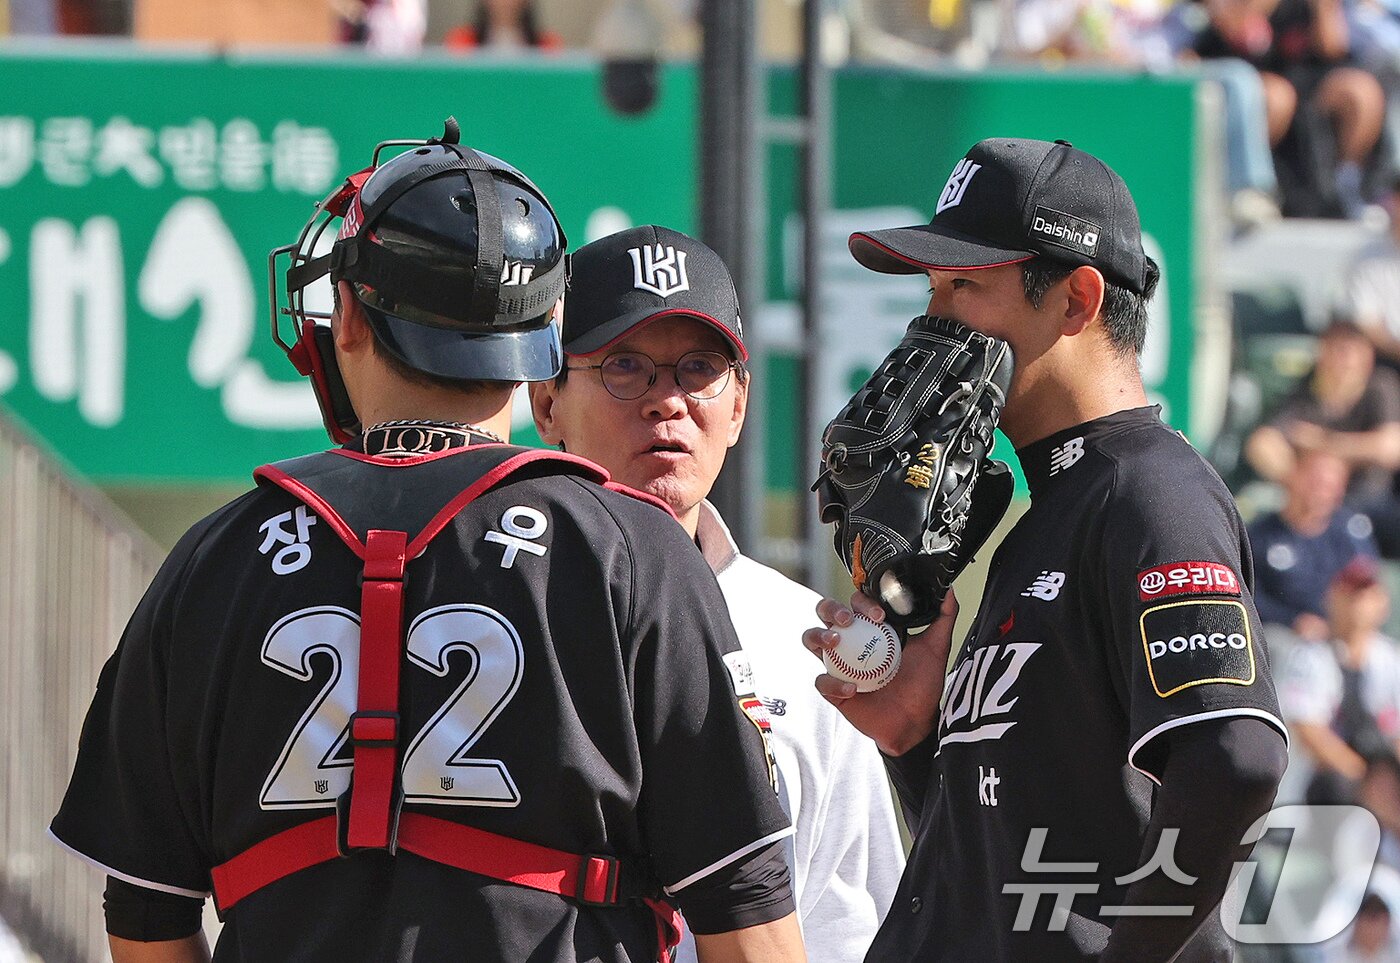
[50,444,791,962]
[869,406,1287,963]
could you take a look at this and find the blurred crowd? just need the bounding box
[11,0,575,50]
[1001,0,1399,223]
[857,0,1400,225]
[858,0,1400,225]
[1219,182,1400,958]
[13,0,1400,224]
[7,0,644,53]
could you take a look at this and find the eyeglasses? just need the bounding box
[567,350,740,401]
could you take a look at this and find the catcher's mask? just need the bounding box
[269,117,568,443]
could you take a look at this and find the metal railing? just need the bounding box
[0,410,163,963]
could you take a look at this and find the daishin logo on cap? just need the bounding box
[936,158,982,214]
[629,244,691,298]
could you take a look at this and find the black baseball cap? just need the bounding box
[562,225,748,361]
[849,138,1156,295]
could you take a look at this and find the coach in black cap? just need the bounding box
[804,139,1289,962]
[533,224,906,962]
[556,224,747,362]
[532,225,748,537]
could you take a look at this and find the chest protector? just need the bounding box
[209,444,680,957]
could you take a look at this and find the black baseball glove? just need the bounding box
[814,315,1015,632]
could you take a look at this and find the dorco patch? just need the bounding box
[1140,600,1255,698]
[723,650,757,698]
[1137,561,1240,601]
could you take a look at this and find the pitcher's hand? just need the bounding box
[802,589,957,756]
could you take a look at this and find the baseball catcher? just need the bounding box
[50,119,804,963]
[814,315,1015,632]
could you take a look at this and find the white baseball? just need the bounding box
[823,614,901,692]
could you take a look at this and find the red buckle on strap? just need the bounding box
[363,537,407,581]
[349,710,398,747]
[336,780,403,857]
[577,854,622,906]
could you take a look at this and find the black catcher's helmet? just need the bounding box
[270,118,567,442]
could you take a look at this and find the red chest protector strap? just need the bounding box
[211,446,681,959]
[344,527,407,851]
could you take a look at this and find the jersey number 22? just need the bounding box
[258,603,524,809]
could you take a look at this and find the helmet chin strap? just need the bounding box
[272,169,377,444]
[288,314,359,444]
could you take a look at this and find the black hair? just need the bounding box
[1020,256,1159,356]
[1359,892,1392,916]
[475,1,544,46]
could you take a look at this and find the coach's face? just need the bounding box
[530,315,748,537]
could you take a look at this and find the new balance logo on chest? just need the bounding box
[1050,437,1084,475]
[1021,571,1065,601]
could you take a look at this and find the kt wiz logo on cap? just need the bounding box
[936,158,982,214]
[629,243,691,298]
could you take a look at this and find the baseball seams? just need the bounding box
[824,615,901,692]
[826,647,896,682]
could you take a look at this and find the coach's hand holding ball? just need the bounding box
[803,589,958,756]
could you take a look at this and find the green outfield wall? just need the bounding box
[0,49,1213,495]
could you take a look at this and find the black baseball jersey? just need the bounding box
[869,406,1287,962]
[51,440,791,962]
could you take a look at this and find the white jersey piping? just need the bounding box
[664,826,795,895]
[1127,707,1290,786]
[48,827,210,899]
